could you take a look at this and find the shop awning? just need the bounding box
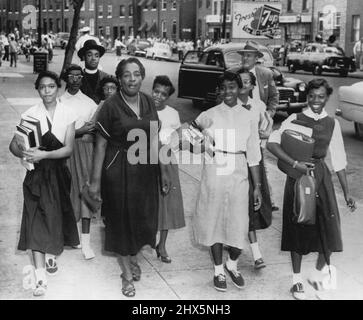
[138,21,148,32]
[138,0,147,6]
[147,21,157,32]
[146,0,156,6]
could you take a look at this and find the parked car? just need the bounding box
[54,32,70,49]
[145,42,173,60]
[178,43,307,114]
[336,81,363,139]
[126,39,151,57]
[286,43,352,77]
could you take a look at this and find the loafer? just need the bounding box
[45,257,58,276]
[33,280,47,297]
[290,282,307,300]
[254,258,266,269]
[213,274,227,292]
[224,264,244,289]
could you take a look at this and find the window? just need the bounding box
[98,5,103,18]
[335,12,341,28]
[89,0,95,11]
[81,2,85,11]
[287,0,292,12]
[129,26,134,37]
[49,1,53,11]
[199,0,203,9]
[56,2,61,11]
[213,1,218,15]
[64,18,69,32]
[206,0,211,9]
[90,18,95,35]
[152,1,157,10]
[129,4,133,16]
[172,0,177,10]
[106,26,110,36]
[42,0,46,11]
[302,0,308,11]
[162,20,167,38]
[56,18,61,32]
[161,0,167,10]
[49,18,53,32]
[43,19,47,33]
[172,20,177,38]
[352,15,360,42]
[120,5,125,17]
[107,5,112,18]
[65,0,70,10]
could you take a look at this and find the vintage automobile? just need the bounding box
[145,42,173,60]
[336,81,363,139]
[126,39,151,57]
[286,43,352,77]
[53,32,70,49]
[178,43,307,113]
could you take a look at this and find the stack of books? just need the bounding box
[14,115,42,171]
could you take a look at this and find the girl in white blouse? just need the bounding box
[9,71,79,296]
[267,78,356,300]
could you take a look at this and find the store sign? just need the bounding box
[232,1,282,39]
[206,15,221,23]
[279,16,297,23]
[22,5,37,30]
[301,15,312,23]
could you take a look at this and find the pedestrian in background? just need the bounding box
[353,36,363,71]
[60,65,99,261]
[193,71,262,292]
[114,37,126,62]
[1,33,9,62]
[151,75,185,264]
[267,78,356,300]
[87,58,171,297]
[9,71,80,296]
[9,36,18,67]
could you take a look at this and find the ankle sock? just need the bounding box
[251,242,262,261]
[226,257,238,271]
[292,273,303,285]
[214,264,224,276]
[35,268,47,285]
[81,233,91,247]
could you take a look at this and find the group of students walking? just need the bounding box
[9,39,356,299]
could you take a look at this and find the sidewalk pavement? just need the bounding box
[1,61,363,300]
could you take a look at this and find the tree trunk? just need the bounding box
[60,0,84,79]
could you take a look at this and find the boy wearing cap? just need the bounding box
[78,39,110,104]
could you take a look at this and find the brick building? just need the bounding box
[196,0,232,41]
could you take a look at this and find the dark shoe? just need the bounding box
[290,282,307,300]
[254,258,266,269]
[156,245,172,263]
[272,205,279,211]
[213,274,227,292]
[121,274,135,298]
[224,264,244,289]
[45,257,58,276]
[130,261,141,281]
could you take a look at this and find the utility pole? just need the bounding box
[221,0,228,40]
[37,0,41,47]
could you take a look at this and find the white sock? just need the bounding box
[45,253,56,261]
[81,233,91,247]
[292,273,303,285]
[251,242,262,261]
[226,257,238,271]
[34,268,47,285]
[214,264,224,276]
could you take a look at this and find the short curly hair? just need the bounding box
[217,71,243,89]
[307,78,333,96]
[237,67,257,87]
[115,57,146,80]
[152,75,175,96]
[35,71,62,90]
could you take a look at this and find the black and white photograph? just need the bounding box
[0,0,363,303]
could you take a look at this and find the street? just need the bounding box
[1,49,363,300]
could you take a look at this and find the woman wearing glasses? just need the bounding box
[60,64,99,261]
[9,71,80,296]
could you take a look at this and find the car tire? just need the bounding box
[354,122,363,139]
[312,65,322,75]
[288,63,296,73]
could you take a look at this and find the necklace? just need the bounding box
[120,90,141,119]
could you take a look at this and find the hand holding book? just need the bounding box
[22,147,47,164]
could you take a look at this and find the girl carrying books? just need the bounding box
[9,71,80,296]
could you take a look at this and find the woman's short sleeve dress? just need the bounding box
[96,91,160,256]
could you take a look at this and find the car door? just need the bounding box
[178,50,225,102]
[302,46,312,70]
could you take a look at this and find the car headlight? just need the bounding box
[298,83,306,92]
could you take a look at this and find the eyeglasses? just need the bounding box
[67,74,83,81]
[103,85,117,92]
[241,80,252,85]
[38,84,57,90]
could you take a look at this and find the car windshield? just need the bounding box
[324,47,344,55]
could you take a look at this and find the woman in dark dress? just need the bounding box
[88,58,171,298]
[9,71,80,297]
[267,79,356,300]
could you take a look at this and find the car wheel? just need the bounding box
[288,63,296,73]
[354,122,363,139]
[312,65,322,75]
[339,70,348,77]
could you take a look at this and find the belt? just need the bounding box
[215,149,246,156]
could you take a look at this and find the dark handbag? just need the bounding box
[277,129,315,179]
[81,183,102,213]
[293,168,316,225]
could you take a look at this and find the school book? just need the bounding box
[20,115,42,147]
[16,124,36,148]
[14,131,34,171]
